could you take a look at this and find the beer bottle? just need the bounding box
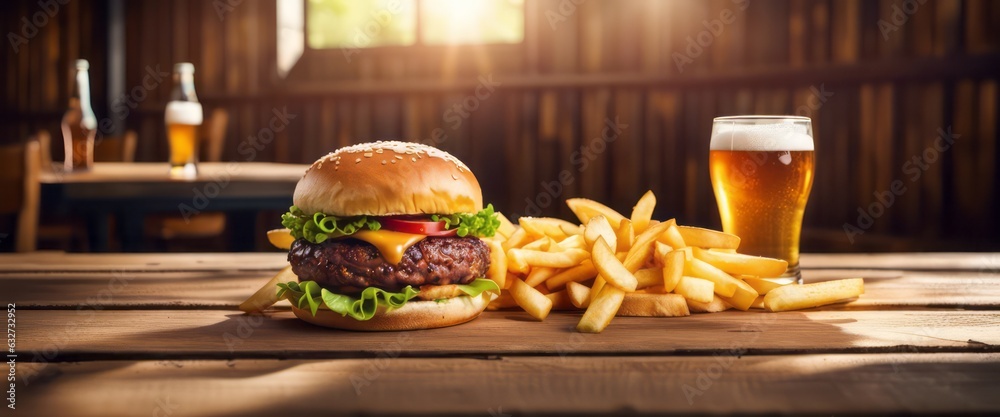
[61,59,98,171]
[165,62,203,178]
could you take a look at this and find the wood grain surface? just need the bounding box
[17,354,1000,417]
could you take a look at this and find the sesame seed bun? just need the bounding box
[293,141,483,216]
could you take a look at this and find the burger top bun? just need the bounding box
[293,141,483,216]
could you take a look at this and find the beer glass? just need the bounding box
[165,63,203,179]
[709,116,815,282]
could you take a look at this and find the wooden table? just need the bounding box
[40,162,308,252]
[3,252,999,416]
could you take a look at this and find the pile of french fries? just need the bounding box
[483,191,865,333]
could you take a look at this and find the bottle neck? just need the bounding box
[171,72,199,102]
[71,69,95,112]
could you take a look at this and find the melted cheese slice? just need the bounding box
[352,230,427,264]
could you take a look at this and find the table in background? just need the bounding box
[3,252,999,416]
[40,162,307,251]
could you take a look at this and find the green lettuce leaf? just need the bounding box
[276,278,500,321]
[280,206,381,244]
[432,204,501,238]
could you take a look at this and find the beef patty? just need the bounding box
[287,236,491,294]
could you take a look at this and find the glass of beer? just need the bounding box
[165,63,203,179]
[709,116,815,282]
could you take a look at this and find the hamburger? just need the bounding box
[276,141,501,330]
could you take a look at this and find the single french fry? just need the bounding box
[654,242,673,265]
[519,216,581,239]
[496,212,517,239]
[507,249,530,274]
[629,190,656,234]
[591,275,606,304]
[584,215,617,251]
[764,278,865,312]
[683,258,739,297]
[525,266,559,288]
[750,296,765,310]
[591,237,638,292]
[557,234,587,251]
[504,273,518,289]
[509,248,590,269]
[239,266,293,313]
[708,248,737,253]
[546,290,576,310]
[686,295,732,313]
[692,247,788,278]
[662,250,684,292]
[521,237,552,251]
[577,285,626,333]
[566,281,591,308]
[545,260,598,290]
[502,227,530,252]
[677,226,740,250]
[566,198,626,228]
[617,293,689,317]
[509,277,554,320]
[634,267,664,290]
[716,277,759,311]
[655,219,687,248]
[615,219,635,252]
[674,276,715,304]
[266,229,295,250]
[623,221,672,272]
[743,277,795,295]
[483,238,507,289]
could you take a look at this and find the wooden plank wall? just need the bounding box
[1,0,999,251]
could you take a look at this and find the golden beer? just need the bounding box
[165,63,203,179]
[710,116,814,281]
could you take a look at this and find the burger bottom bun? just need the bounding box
[290,292,496,331]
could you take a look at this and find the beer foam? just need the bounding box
[165,101,204,125]
[710,121,814,151]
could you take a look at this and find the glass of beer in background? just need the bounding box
[165,62,203,179]
[709,116,815,282]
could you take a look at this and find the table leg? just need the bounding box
[85,213,110,252]
[227,211,257,252]
[118,211,146,252]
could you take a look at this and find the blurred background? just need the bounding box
[0,0,998,253]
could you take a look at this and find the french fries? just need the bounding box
[496,212,517,239]
[508,277,553,320]
[674,276,715,304]
[486,190,863,332]
[591,237,638,291]
[764,278,865,312]
[239,266,294,313]
[577,285,625,333]
[692,247,787,277]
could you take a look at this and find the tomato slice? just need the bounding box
[379,216,457,236]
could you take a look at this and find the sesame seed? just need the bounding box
[355,158,361,163]
[381,160,387,165]
[364,152,373,158]
[411,157,416,162]
[452,174,458,180]
[391,159,397,164]
[394,155,403,160]
[375,149,383,154]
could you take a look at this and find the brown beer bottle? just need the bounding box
[61,59,98,171]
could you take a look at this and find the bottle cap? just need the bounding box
[75,59,89,70]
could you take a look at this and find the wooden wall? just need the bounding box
[2,0,999,251]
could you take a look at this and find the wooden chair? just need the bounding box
[148,108,231,249]
[94,130,138,162]
[0,139,40,252]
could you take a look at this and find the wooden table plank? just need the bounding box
[16,354,1000,416]
[39,162,308,183]
[800,252,999,271]
[5,269,999,309]
[0,252,288,272]
[17,309,999,361]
